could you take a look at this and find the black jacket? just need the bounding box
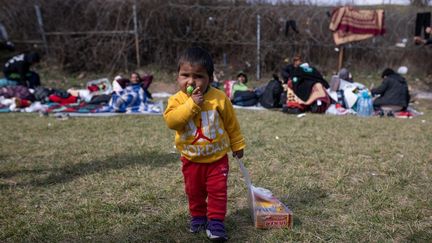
[291,66,329,102]
[280,64,295,83]
[3,53,37,83]
[371,73,410,108]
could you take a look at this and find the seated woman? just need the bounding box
[113,72,152,99]
[371,68,410,113]
[113,72,147,112]
[99,72,148,113]
[283,63,330,114]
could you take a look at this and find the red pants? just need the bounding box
[181,155,229,221]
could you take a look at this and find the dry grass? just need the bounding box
[1,100,431,241]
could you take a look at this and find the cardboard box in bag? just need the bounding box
[249,185,293,229]
[237,159,293,229]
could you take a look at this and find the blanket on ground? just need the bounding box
[329,6,385,45]
[98,83,147,113]
[44,100,163,115]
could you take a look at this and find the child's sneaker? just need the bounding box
[189,216,207,233]
[206,219,228,241]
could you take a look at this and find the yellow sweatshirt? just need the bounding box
[164,87,246,163]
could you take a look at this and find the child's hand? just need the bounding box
[233,149,244,159]
[191,87,204,105]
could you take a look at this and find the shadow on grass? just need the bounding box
[105,207,263,242]
[0,151,178,189]
[282,186,328,209]
[279,186,330,227]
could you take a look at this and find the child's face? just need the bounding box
[177,63,210,94]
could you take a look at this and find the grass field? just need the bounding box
[1,101,431,242]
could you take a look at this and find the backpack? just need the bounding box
[259,79,284,108]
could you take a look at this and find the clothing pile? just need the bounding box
[0,76,162,115]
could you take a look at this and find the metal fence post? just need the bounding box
[133,4,141,68]
[256,14,261,80]
[34,5,49,54]
[338,45,344,71]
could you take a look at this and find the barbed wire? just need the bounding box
[0,1,430,76]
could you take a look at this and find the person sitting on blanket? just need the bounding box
[371,68,410,115]
[112,72,153,99]
[282,63,330,114]
[102,72,148,113]
[230,71,260,106]
[231,71,252,98]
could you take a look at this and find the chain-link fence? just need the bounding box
[1,0,431,77]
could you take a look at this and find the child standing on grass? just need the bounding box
[164,47,245,241]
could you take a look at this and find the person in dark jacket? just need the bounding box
[3,52,41,88]
[371,68,410,111]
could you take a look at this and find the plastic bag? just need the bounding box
[356,90,373,117]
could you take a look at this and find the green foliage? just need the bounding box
[1,108,431,241]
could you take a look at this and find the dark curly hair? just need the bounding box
[381,68,395,78]
[177,46,214,81]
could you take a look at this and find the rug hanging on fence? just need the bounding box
[329,6,385,45]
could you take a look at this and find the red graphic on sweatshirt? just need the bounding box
[191,119,213,144]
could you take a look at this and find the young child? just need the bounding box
[164,47,245,241]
